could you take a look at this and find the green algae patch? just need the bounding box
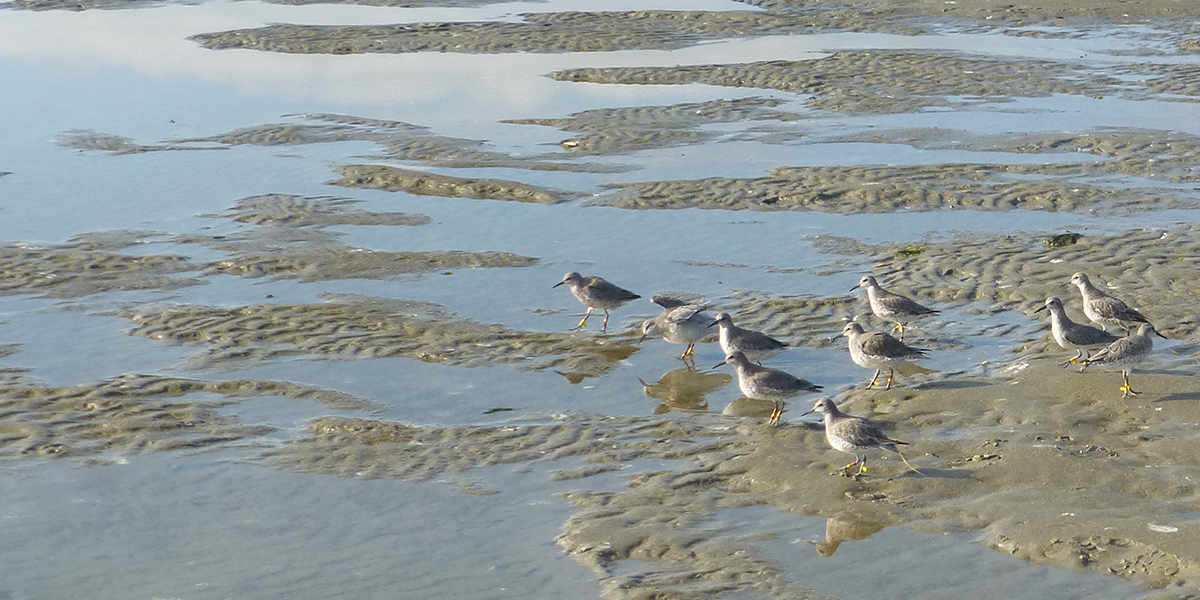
[1044,232,1083,248]
[189,11,920,55]
[0,242,202,298]
[119,294,639,373]
[0,374,378,460]
[210,194,431,228]
[330,164,579,204]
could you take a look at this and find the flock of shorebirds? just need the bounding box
[555,270,1165,477]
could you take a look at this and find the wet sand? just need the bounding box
[4,0,1200,598]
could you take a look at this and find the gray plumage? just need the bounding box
[640,295,714,360]
[1069,272,1150,333]
[713,351,821,425]
[1082,322,1166,398]
[850,275,937,341]
[710,312,787,363]
[804,397,920,475]
[1033,296,1119,366]
[841,322,928,390]
[554,271,640,333]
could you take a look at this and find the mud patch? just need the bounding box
[824,224,1200,344]
[59,114,618,173]
[261,359,1200,594]
[179,226,536,282]
[593,161,1191,215]
[841,127,1200,183]
[189,11,923,55]
[505,97,797,156]
[0,373,377,460]
[330,165,580,204]
[208,194,431,227]
[552,51,1114,113]
[118,294,640,372]
[0,240,201,298]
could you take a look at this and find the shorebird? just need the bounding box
[553,272,640,333]
[1069,272,1151,333]
[713,351,822,425]
[841,322,929,390]
[640,295,714,361]
[1033,296,1119,367]
[709,312,787,364]
[1081,322,1166,398]
[803,397,921,476]
[850,275,938,342]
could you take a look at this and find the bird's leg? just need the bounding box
[840,458,858,477]
[1120,370,1138,397]
[859,455,868,474]
[867,369,881,388]
[1059,350,1084,369]
[893,322,905,342]
[768,400,784,426]
[679,343,696,360]
[884,368,894,391]
[571,307,593,331]
[600,310,611,333]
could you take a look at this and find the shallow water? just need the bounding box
[3,0,1200,597]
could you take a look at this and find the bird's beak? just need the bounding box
[849,283,861,292]
[637,333,647,345]
[1033,305,1047,314]
[1156,331,1168,339]
[800,408,816,417]
[707,321,718,329]
[711,358,727,370]
[552,281,565,288]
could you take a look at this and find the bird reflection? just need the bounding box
[638,366,730,414]
[555,370,597,385]
[808,515,887,557]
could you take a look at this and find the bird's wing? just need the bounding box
[742,328,787,349]
[587,279,640,301]
[880,293,938,315]
[862,331,927,358]
[1066,323,1120,346]
[652,295,689,309]
[665,304,709,324]
[1087,335,1137,363]
[762,369,822,393]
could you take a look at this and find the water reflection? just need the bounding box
[555,370,597,385]
[638,366,730,414]
[808,515,889,557]
[722,396,781,419]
